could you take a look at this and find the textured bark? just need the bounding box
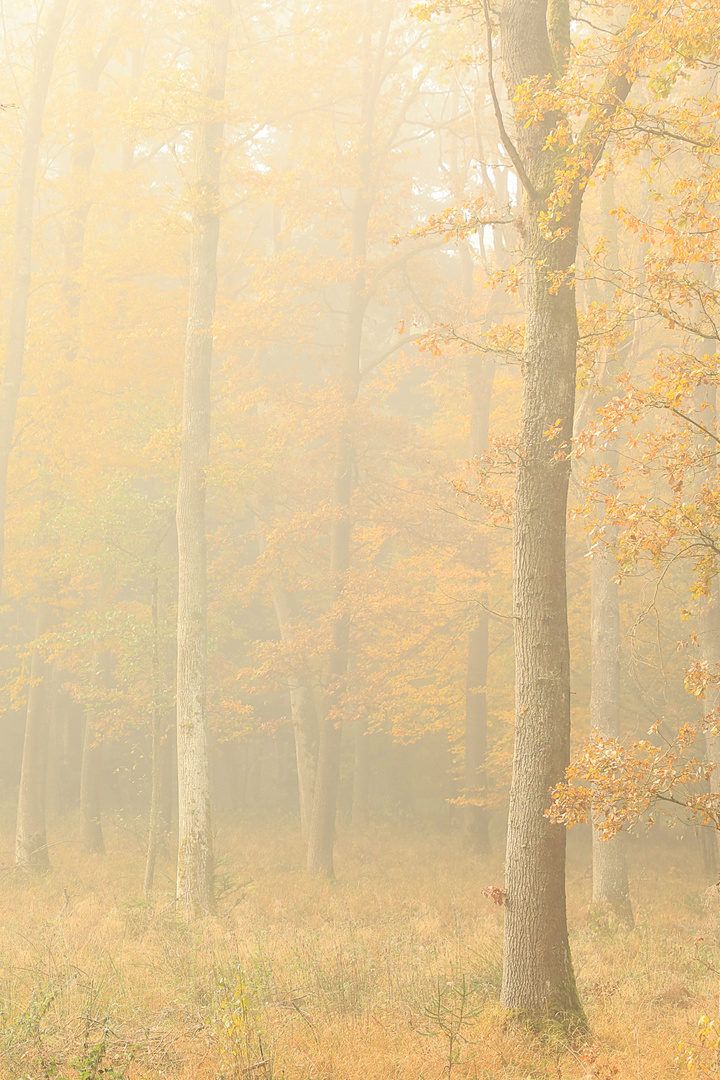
[0,0,69,591]
[502,197,582,1020]
[497,0,631,1025]
[175,0,230,919]
[15,607,52,871]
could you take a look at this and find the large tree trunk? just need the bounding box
[15,607,52,871]
[175,0,230,919]
[0,0,68,592]
[501,197,582,1022]
[497,0,631,1026]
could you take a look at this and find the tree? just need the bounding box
[483,0,635,1024]
[15,607,52,870]
[175,0,231,918]
[0,0,68,593]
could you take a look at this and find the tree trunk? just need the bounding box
[80,650,109,854]
[497,0,631,1026]
[0,0,68,592]
[144,569,172,896]
[351,721,371,826]
[269,583,318,840]
[175,0,230,919]
[501,198,583,1022]
[306,1,389,877]
[15,607,52,871]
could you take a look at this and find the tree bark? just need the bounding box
[175,0,230,919]
[15,607,52,871]
[0,0,68,592]
[497,0,631,1025]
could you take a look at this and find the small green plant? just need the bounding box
[417,974,482,1080]
[677,1015,720,1075]
[214,969,274,1080]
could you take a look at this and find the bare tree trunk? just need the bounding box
[144,569,167,896]
[306,1,387,878]
[0,0,68,591]
[80,655,106,855]
[270,583,318,840]
[175,0,230,919]
[15,607,52,871]
[497,0,631,1026]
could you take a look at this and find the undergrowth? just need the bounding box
[0,821,715,1078]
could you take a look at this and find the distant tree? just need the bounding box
[0,0,68,593]
[175,0,231,918]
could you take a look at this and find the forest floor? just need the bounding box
[0,819,716,1080]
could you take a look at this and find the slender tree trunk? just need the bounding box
[175,0,230,919]
[497,0,631,1025]
[351,721,371,826]
[80,653,107,854]
[0,0,68,592]
[144,569,166,896]
[15,607,52,871]
[306,2,390,877]
[269,583,318,840]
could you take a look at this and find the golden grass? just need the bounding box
[0,820,716,1079]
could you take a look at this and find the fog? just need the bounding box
[1,0,720,1075]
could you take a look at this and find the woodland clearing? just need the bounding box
[0,822,714,1080]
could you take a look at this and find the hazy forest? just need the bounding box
[6,0,720,1076]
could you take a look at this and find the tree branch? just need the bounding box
[481,0,539,201]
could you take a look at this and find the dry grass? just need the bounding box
[0,820,716,1079]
